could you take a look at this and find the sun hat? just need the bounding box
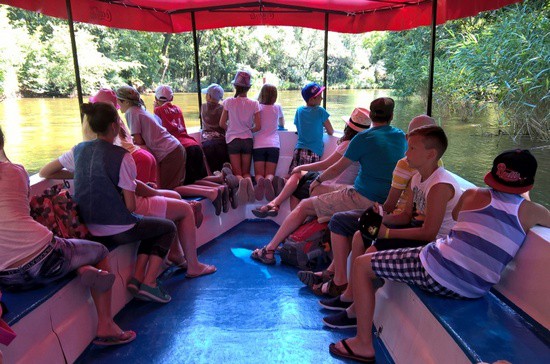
[155,85,174,102]
[484,149,537,194]
[116,85,141,103]
[201,83,224,102]
[369,97,395,121]
[89,88,119,109]
[232,70,252,87]
[301,82,325,102]
[341,107,371,132]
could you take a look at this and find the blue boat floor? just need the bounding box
[76,220,393,364]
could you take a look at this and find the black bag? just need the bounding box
[359,205,384,242]
[279,219,331,270]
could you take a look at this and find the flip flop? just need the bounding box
[166,258,188,271]
[186,264,217,278]
[93,330,137,346]
[329,339,375,363]
[79,267,116,292]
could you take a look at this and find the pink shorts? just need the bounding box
[135,196,168,218]
[132,148,157,184]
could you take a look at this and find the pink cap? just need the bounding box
[89,88,119,109]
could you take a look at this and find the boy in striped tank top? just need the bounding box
[328,149,550,363]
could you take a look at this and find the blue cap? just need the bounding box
[301,82,325,102]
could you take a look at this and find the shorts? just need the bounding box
[370,247,464,299]
[288,148,321,174]
[135,196,168,218]
[202,138,229,172]
[313,187,373,223]
[158,144,186,190]
[328,209,363,237]
[183,144,208,184]
[0,236,108,291]
[292,172,320,200]
[253,147,280,163]
[227,138,253,155]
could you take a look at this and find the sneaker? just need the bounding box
[272,176,285,197]
[254,176,265,201]
[237,179,249,206]
[245,178,255,203]
[322,311,357,329]
[319,295,352,311]
[264,178,275,201]
[137,283,172,303]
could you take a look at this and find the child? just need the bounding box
[253,83,285,201]
[116,85,186,190]
[328,149,550,362]
[200,83,229,173]
[219,70,261,205]
[0,126,136,346]
[154,85,208,185]
[288,82,334,174]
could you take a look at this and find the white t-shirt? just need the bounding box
[254,104,283,149]
[223,96,260,143]
[326,140,360,186]
[0,162,52,270]
[411,166,462,239]
[125,106,180,162]
[59,147,137,236]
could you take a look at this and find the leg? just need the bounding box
[264,161,277,180]
[254,160,266,179]
[240,153,253,178]
[229,153,243,176]
[174,185,218,201]
[340,231,371,301]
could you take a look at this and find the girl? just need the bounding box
[116,85,186,190]
[252,84,285,201]
[219,70,261,205]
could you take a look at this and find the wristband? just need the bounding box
[384,228,390,239]
[315,175,323,184]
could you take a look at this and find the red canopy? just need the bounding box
[1,0,522,33]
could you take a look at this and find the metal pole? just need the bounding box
[191,12,203,127]
[426,0,438,116]
[323,13,329,109]
[65,0,83,121]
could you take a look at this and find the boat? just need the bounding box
[0,1,548,363]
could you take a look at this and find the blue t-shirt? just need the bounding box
[293,105,330,156]
[344,125,407,202]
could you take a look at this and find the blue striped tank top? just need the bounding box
[420,190,526,298]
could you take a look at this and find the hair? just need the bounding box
[0,126,4,149]
[234,85,251,98]
[338,125,359,144]
[408,125,448,159]
[81,102,119,134]
[369,97,394,123]
[258,84,278,105]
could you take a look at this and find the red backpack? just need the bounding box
[29,183,91,240]
[279,219,331,270]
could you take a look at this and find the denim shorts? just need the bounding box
[0,236,108,291]
[253,147,280,163]
[227,138,253,155]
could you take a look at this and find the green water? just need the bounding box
[1,89,548,207]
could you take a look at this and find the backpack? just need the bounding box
[279,219,331,270]
[29,182,91,240]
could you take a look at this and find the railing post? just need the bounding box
[191,12,203,127]
[65,0,83,121]
[427,0,438,116]
[323,12,329,109]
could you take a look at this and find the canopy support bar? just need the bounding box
[426,0,437,116]
[191,12,203,127]
[65,0,83,120]
[323,12,328,109]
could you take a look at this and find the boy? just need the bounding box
[0,126,136,346]
[154,85,208,185]
[328,149,550,362]
[321,125,462,323]
[288,82,334,174]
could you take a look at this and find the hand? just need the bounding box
[309,179,320,195]
[378,223,388,239]
[291,166,303,175]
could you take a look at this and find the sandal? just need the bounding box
[312,278,348,297]
[251,204,279,218]
[297,269,334,288]
[251,247,276,265]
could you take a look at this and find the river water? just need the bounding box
[1,89,548,207]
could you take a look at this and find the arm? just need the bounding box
[291,148,342,174]
[135,180,160,197]
[382,185,414,225]
[219,109,228,130]
[132,133,145,146]
[278,115,285,128]
[379,183,455,241]
[323,119,334,135]
[39,159,74,180]
[519,200,550,232]
[122,189,136,212]
[251,112,261,132]
[309,156,352,192]
[382,187,405,215]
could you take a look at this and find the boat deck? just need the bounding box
[75,220,393,363]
